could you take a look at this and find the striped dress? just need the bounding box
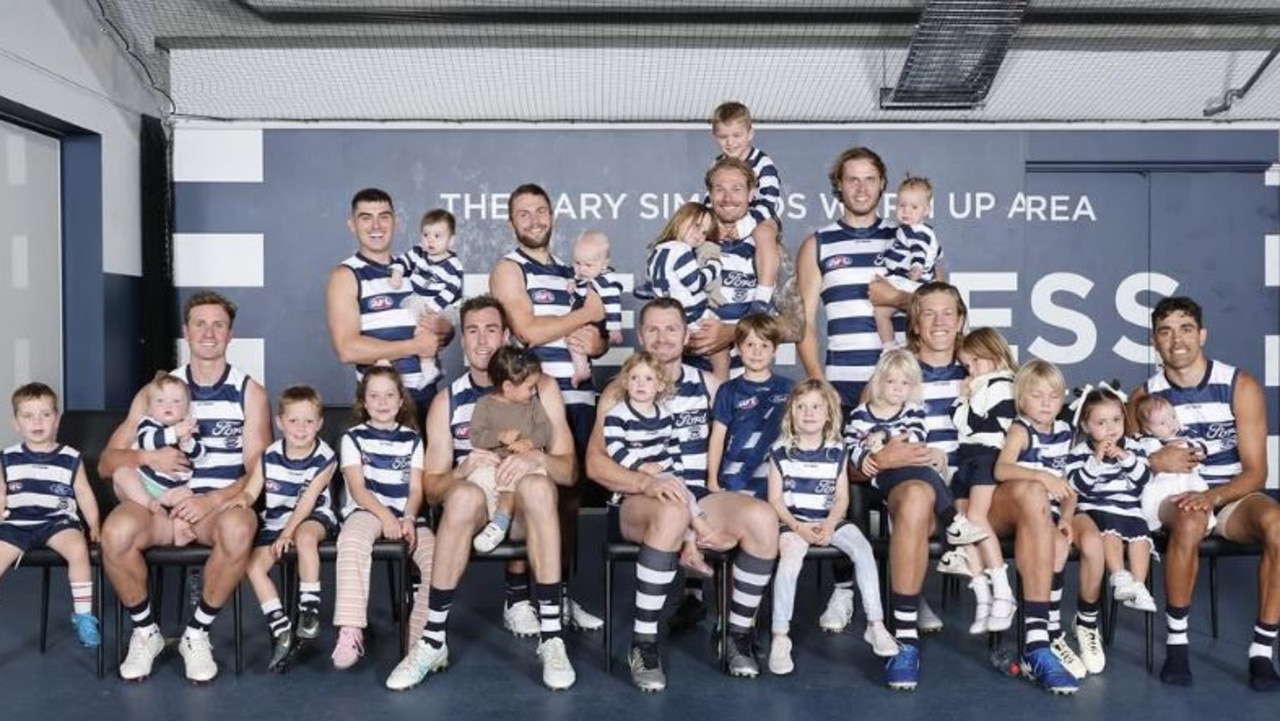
[1143,360,1242,487]
[1,444,82,528]
[172,364,249,495]
[339,423,423,519]
[770,441,847,523]
[340,254,426,392]
[813,218,899,408]
[1065,437,1152,542]
[504,249,594,408]
[645,239,721,323]
[259,439,338,537]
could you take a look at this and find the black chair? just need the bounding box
[24,546,106,678]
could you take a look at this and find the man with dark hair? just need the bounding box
[327,187,450,424]
[385,295,582,692]
[1128,295,1280,691]
[99,291,272,683]
[490,183,607,634]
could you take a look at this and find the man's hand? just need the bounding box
[145,447,192,477]
[170,493,219,526]
[686,319,734,356]
[642,474,690,505]
[1150,443,1203,474]
[1172,490,1217,514]
[871,434,935,470]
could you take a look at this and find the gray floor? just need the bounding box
[3,513,1277,720]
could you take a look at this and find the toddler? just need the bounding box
[1133,394,1214,533]
[124,372,205,546]
[874,177,945,350]
[389,209,465,385]
[569,230,625,387]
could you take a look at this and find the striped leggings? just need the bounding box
[333,510,434,640]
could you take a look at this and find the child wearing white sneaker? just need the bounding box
[847,350,989,550]
[603,352,733,578]
[467,347,554,553]
[1065,385,1157,674]
[0,383,102,648]
[948,328,1019,635]
[768,379,896,675]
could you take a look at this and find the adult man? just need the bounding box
[686,156,788,358]
[863,284,1076,694]
[490,183,606,632]
[385,296,580,691]
[587,297,779,691]
[326,188,446,423]
[1128,296,1280,691]
[98,292,272,682]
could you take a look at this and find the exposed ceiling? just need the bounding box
[92,0,1280,122]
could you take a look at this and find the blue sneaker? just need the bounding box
[1021,647,1080,695]
[71,613,101,648]
[884,643,918,690]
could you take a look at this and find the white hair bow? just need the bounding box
[1070,380,1129,428]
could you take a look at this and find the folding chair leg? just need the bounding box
[234,583,244,675]
[1209,557,1219,639]
[399,549,410,658]
[1104,587,1117,646]
[96,559,105,679]
[39,566,51,653]
[387,559,402,622]
[604,556,614,673]
[115,596,125,668]
[1145,611,1154,672]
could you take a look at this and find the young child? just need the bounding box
[0,383,101,647]
[995,359,1084,688]
[568,230,625,387]
[708,102,783,304]
[388,209,465,385]
[767,379,897,675]
[946,328,1018,634]
[331,367,434,671]
[603,352,732,578]
[117,372,204,547]
[643,201,729,378]
[707,313,795,499]
[873,177,945,350]
[847,350,988,548]
[242,386,339,673]
[467,347,554,553]
[1133,394,1214,534]
[1067,386,1156,613]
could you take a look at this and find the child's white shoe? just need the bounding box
[864,620,899,657]
[968,576,992,636]
[768,635,794,675]
[1124,583,1157,613]
[1111,570,1136,602]
[473,522,507,553]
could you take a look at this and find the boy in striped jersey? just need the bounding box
[873,177,946,351]
[241,386,338,673]
[114,372,205,547]
[1,383,102,647]
[1128,296,1280,691]
[708,102,783,310]
[388,209,465,387]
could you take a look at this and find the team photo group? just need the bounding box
[3,103,1278,699]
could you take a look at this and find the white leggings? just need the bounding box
[772,524,882,634]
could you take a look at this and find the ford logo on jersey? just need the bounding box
[369,295,394,311]
[823,255,853,270]
[672,411,706,429]
[736,397,759,411]
[532,289,555,304]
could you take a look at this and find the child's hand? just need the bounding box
[400,518,418,551]
[812,522,835,546]
[148,498,165,515]
[271,533,294,559]
[795,523,823,545]
[389,266,405,289]
[860,455,880,478]
[176,415,199,441]
[160,486,194,507]
[1039,472,1074,502]
[497,429,520,446]
[908,265,924,281]
[380,513,403,541]
[1056,516,1074,544]
[88,525,101,544]
[637,462,664,476]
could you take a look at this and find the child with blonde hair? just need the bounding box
[1133,394,1214,533]
[945,328,1018,634]
[995,359,1081,691]
[604,352,732,578]
[767,379,896,675]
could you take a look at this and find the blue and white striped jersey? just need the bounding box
[712,374,794,498]
[646,239,721,324]
[340,254,427,392]
[1143,360,1242,487]
[340,423,423,519]
[1,443,82,527]
[172,364,250,494]
[505,249,595,408]
[770,441,846,523]
[260,439,338,533]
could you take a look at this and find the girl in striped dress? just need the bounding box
[767,379,897,676]
[331,367,435,671]
[1066,386,1156,613]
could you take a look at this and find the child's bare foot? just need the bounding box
[679,544,714,579]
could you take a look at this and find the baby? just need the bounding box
[388,209,465,385]
[1133,394,1214,533]
[569,230,625,387]
[874,177,945,350]
[127,372,205,546]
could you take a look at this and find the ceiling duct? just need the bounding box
[881,0,1028,110]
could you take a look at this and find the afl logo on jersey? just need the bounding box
[266,480,282,494]
[823,255,852,271]
[8,482,21,493]
[736,397,759,411]
[532,290,555,304]
[454,423,471,440]
[369,295,394,311]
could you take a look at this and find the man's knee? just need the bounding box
[214,508,257,558]
[1167,509,1208,549]
[515,474,558,515]
[100,508,144,558]
[442,483,487,526]
[890,483,935,528]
